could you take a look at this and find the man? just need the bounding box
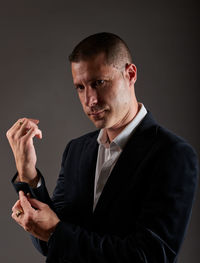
[7,32,198,262]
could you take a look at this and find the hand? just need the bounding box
[6,118,42,184]
[12,191,60,242]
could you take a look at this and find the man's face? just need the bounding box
[71,53,135,130]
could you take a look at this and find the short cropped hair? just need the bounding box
[68,32,133,69]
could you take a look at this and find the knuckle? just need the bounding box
[21,196,27,204]
[7,131,16,142]
[42,204,48,209]
[6,130,10,138]
[24,214,31,225]
[6,130,14,141]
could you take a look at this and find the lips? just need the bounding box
[89,110,105,116]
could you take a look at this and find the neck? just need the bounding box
[106,102,140,142]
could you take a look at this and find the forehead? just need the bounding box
[71,53,117,84]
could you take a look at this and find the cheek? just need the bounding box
[111,85,130,110]
[103,83,118,105]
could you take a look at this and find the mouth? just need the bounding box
[89,110,105,116]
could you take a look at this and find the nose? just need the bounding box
[84,86,98,107]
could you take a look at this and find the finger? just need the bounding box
[12,200,22,212]
[12,211,19,221]
[13,118,26,129]
[19,191,33,212]
[6,118,39,140]
[14,118,39,131]
[29,119,39,125]
[12,200,24,221]
[12,208,24,218]
[28,197,46,210]
[16,119,29,135]
[35,129,42,139]
[17,119,39,137]
[24,126,42,140]
[6,118,26,139]
[20,119,40,129]
[11,210,24,224]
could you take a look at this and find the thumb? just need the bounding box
[28,197,47,210]
[19,191,32,212]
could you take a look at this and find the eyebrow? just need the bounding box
[74,76,110,86]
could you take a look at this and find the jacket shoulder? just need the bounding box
[156,125,195,150]
[153,125,199,174]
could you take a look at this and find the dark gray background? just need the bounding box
[0,1,199,262]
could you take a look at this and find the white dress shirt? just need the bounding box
[93,103,147,210]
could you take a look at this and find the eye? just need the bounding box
[75,85,85,91]
[92,80,105,88]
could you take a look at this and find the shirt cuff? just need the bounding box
[37,178,42,187]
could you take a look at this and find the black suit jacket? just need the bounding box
[13,112,199,263]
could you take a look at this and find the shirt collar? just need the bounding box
[97,103,147,149]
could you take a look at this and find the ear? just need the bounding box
[125,63,137,86]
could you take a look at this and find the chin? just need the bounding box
[92,119,108,129]
[93,122,106,129]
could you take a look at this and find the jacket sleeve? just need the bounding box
[11,141,73,256]
[45,142,198,263]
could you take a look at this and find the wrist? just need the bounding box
[18,168,39,188]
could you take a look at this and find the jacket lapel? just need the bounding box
[78,132,99,213]
[93,112,159,215]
